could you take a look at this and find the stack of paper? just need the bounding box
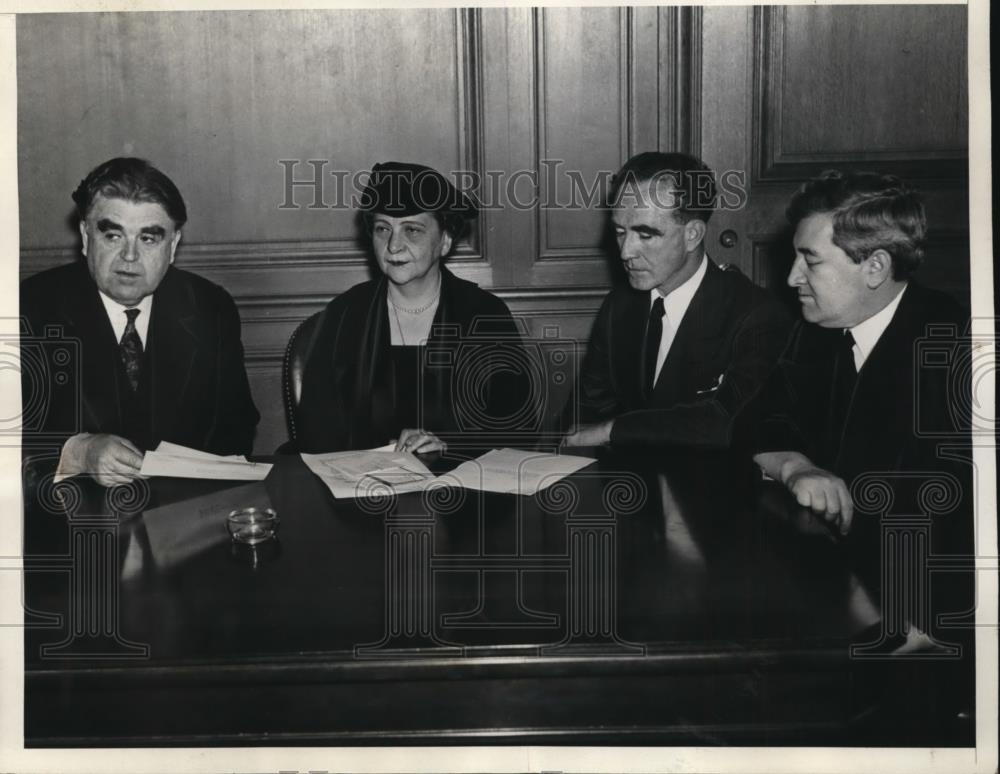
[140,441,273,481]
[300,449,437,499]
[445,448,594,496]
[301,447,594,499]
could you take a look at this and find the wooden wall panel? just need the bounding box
[518,6,697,288]
[17,10,478,250]
[536,7,627,259]
[754,5,968,182]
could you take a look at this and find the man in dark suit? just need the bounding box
[21,157,259,487]
[561,152,790,449]
[751,170,970,534]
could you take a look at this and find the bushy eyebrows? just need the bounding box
[95,219,167,237]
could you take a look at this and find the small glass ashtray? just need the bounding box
[226,507,279,545]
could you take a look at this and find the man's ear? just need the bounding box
[79,221,88,257]
[684,218,707,251]
[864,248,892,288]
[169,230,182,264]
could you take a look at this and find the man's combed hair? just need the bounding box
[609,152,717,224]
[786,169,926,280]
[72,157,188,228]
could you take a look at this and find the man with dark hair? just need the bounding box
[21,157,259,486]
[750,169,969,532]
[561,151,790,449]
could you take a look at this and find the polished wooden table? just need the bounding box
[22,450,975,747]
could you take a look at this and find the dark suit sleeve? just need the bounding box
[561,294,620,430]
[735,325,813,458]
[609,298,792,449]
[204,290,259,455]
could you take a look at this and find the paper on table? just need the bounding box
[155,440,247,462]
[445,448,595,496]
[140,442,272,480]
[300,450,436,499]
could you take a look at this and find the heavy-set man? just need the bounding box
[750,170,969,533]
[21,157,259,486]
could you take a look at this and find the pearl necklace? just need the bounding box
[389,294,438,345]
[390,295,439,315]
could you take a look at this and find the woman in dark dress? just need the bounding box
[294,161,535,455]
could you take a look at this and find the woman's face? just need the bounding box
[371,212,453,290]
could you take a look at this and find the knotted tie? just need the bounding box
[644,296,666,394]
[120,308,143,391]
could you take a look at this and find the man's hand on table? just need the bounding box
[754,450,853,536]
[58,432,146,488]
[561,419,614,448]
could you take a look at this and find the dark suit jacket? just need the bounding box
[746,285,974,650]
[20,261,259,458]
[748,282,970,485]
[567,259,791,448]
[295,266,534,453]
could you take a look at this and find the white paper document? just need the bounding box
[300,450,437,499]
[444,448,595,496]
[140,442,272,481]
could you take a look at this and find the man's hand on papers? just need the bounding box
[139,443,272,481]
[561,420,614,448]
[58,433,146,488]
[395,428,447,455]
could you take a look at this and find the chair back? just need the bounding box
[282,311,322,442]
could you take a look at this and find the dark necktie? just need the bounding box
[120,308,143,391]
[827,329,857,459]
[644,296,665,395]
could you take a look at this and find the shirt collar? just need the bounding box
[849,284,907,367]
[98,290,154,344]
[649,254,708,326]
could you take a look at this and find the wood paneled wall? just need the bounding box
[17,7,969,453]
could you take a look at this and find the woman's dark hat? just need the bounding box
[360,161,477,220]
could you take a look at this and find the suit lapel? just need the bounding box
[61,265,126,432]
[836,286,917,472]
[146,269,199,444]
[652,260,724,404]
[612,288,651,408]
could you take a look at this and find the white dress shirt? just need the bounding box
[848,284,907,371]
[648,255,708,385]
[99,291,153,347]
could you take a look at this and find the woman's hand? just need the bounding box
[395,428,447,455]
